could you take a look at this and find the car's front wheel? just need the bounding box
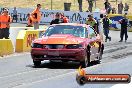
[33,60,41,67]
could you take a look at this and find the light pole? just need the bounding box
[51,0,53,10]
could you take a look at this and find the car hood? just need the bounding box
[33,34,86,44]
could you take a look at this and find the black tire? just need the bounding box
[80,50,90,68]
[33,60,41,67]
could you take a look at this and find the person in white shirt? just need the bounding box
[98,14,104,41]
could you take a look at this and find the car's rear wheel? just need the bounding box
[80,50,90,68]
[33,60,41,67]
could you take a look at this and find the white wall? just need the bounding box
[9,27,34,50]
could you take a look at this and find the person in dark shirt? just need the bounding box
[118,15,128,42]
[118,1,123,14]
[107,2,112,14]
[102,14,111,42]
[104,0,109,11]
[78,0,82,12]
[87,0,93,12]
[50,12,63,25]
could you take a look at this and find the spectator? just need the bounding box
[102,15,112,42]
[118,1,123,14]
[104,0,109,11]
[98,14,104,40]
[31,4,42,29]
[86,14,97,32]
[0,8,12,39]
[78,0,83,12]
[112,7,116,14]
[50,12,63,25]
[60,13,69,23]
[12,7,18,23]
[118,14,128,42]
[87,0,93,12]
[107,2,112,14]
[26,13,33,27]
[124,3,129,15]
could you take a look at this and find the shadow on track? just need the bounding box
[35,61,80,69]
[27,60,100,69]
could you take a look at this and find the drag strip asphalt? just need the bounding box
[0,30,132,88]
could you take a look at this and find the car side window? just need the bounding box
[88,26,96,39]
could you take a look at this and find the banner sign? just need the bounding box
[109,16,123,29]
[4,8,100,24]
[109,15,132,30]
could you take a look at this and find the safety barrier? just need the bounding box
[15,30,39,52]
[0,39,14,56]
[15,28,47,52]
[0,25,47,57]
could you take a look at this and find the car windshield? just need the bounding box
[44,25,87,38]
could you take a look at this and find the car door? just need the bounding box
[88,26,99,61]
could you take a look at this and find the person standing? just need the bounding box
[26,13,33,27]
[107,2,112,14]
[124,3,129,15]
[118,15,128,42]
[118,1,123,14]
[0,8,12,39]
[104,0,109,12]
[98,14,104,41]
[60,13,69,23]
[102,15,111,42]
[86,14,97,32]
[50,12,63,25]
[31,4,42,29]
[12,7,18,23]
[78,0,83,12]
[87,0,93,12]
